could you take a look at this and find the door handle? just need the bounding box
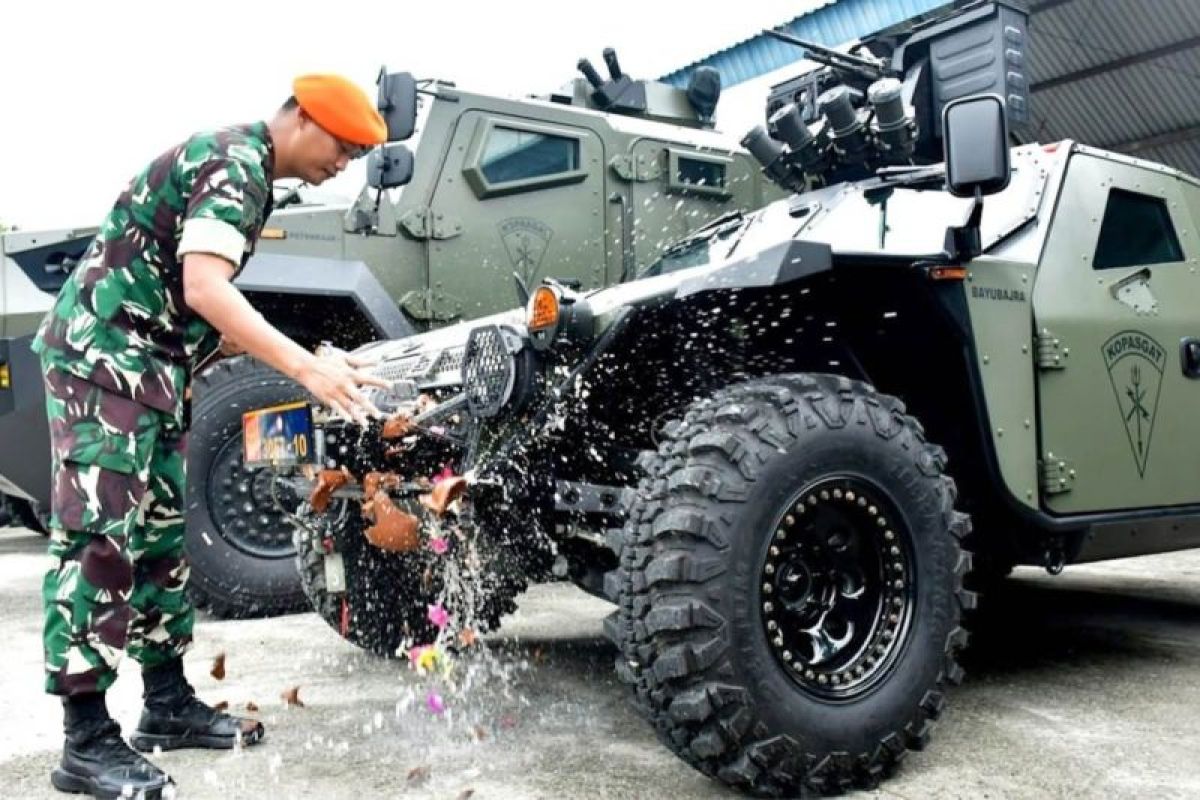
[1181,338,1200,378]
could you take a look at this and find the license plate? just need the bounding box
[242,401,316,468]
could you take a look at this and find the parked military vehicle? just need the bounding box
[0,53,777,616]
[253,1,1200,794]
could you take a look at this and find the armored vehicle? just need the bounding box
[255,2,1200,794]
[0,54,776,616]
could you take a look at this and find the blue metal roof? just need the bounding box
[658,0,951,89]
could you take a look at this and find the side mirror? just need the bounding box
[367,144,414,190]
[942,94,1010,198]
[376,69,417,142]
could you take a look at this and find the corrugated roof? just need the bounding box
[662,0,1200,176]
[657,0,949,88]
[1022,0,1200,176]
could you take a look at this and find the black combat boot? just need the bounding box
[130,658,264,751]
[52,692,174,799]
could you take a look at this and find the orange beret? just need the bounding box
[293,74,387,146]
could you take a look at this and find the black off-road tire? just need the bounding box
[185,357,310,618]
[296,513,527,658]
[606,374,975,796]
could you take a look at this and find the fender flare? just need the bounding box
[235,253,415,340]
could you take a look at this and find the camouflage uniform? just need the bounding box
[33,123,275,695]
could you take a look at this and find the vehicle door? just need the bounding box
[426,111,607,320]
[622,138,754,274]
[1033,152,1200,513]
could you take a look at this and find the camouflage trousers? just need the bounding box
[40,365,193,696]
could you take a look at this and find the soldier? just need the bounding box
[32,74,390,799]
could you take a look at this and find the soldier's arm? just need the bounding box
[182,252,386,423]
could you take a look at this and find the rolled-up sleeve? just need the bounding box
[177,156,268,265]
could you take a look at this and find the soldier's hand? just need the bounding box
[296,352,389,426]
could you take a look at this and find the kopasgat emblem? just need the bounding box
[1102,330,1166,477]
[498,217,553,286]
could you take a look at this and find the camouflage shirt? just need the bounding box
[33,122,276,419]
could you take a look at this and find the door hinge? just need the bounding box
[398,208,463,240]
[1039,453,1075,495]
[399,289,464,323]
[1036,329,1069,370]
[610,153,662,182]
[399,208,429,239]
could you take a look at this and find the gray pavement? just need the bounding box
[1,524,1198,799]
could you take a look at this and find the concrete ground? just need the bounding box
[1,524,1198,800]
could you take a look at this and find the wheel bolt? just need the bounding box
[877,517,887,527]
[763,602,774,613]
[846,491,856,502]
[775,529,787,541]
[783,650,792,661]
[762,583,773,594]
[857,497,867,507]
[820,490,830,501]
[893,579,904,590]
[774,637,784,648]
[890,546,900,556]
[785,514,795,526]
[808,496,818,506]
[765,564,775,575]
[833,488,843,499]
[884,530,895,541]
[767,620,778,631]
[770,546,780,557]
[868,505,878,516]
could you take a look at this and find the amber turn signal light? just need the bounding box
[528,286,561,332]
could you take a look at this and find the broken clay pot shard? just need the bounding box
[419,476,468,517]
[364,492,421,552]
[310,468,353,513]
[363,471,403,499]
[382,411,415,440]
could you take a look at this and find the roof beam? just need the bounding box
[1030,0,1075,13]
[1108,124,1200,156]
[1031,35,1200,92]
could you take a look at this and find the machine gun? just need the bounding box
[743,0,1029,192]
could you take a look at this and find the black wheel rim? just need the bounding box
[758,476,916,700]
[205,432,300,559]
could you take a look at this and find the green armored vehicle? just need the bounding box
[0,53,775,616]
[257,2,1200,794]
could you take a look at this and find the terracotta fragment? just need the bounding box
[309,468,352,513]
[419,476,468,516]
[382,411,415,439]
[364,492,421,552]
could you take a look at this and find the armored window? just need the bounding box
[464,119,588,199]
[480,127,579,184]
[676,157,725,189]
[667,148,732,199]
[1093,189,1184,270]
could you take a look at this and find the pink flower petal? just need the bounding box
[427,603,450,629]
[428,537,449,555]
[432,466,455,485]
[426,691,446,715]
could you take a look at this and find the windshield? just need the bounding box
[636,213,749,279]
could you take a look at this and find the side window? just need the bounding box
[463,119,588,199]
[1093,188,1184,270]
[480,128,578,184]
[667,148,732,199]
